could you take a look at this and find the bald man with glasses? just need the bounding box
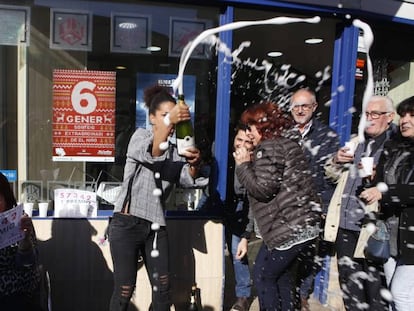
[324,95,397,311]
[289,88,340,311]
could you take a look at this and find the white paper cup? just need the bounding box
[345,141,355,156]
[38,202,48,217]
[79,203,89,218]
[359,156,374,177]
[23,203,34,217]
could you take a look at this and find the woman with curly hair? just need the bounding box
[233,102,320,311]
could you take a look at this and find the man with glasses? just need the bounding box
[289,88,339,311]
[324,95,397,310]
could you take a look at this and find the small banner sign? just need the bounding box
[54,188,98,218]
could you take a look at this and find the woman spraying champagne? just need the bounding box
[109,86,207,311]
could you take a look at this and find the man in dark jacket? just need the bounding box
[289,88,339,311]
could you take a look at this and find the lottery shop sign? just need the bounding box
[52,69,116,162]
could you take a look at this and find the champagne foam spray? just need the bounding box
[353,19,374,144]
[172,16,321,96]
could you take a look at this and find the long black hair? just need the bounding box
[0,172,17,210]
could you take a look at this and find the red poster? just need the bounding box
[52,69,116,162]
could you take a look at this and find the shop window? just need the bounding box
[1,0,220,213]
[230,8,338,129]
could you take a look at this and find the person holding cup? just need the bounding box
[0,172,42,310]
[323,96,397,311]
[360,97,414,310]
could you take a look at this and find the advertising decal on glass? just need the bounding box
[111,12,151,54]
[52,69,116,162]
[0,5,30,46]
[50,8,92,51]
[20,181,43,203]
[169,17,211,59]
[135,73,196,129]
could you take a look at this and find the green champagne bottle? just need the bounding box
[175,94,195,156]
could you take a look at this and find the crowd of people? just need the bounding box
[228,91,413,311]
[0,84,413,311]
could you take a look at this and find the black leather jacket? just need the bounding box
[377,133,414,263]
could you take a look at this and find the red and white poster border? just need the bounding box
[52,69,116,162]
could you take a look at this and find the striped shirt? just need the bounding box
[113,128,208,226]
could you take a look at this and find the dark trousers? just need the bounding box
[336,228,388,311]
[0,292,44,311]
[294,238,334,302]
[108,213,170,311]
[254,240,312,311]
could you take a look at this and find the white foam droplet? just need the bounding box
[153,188,162,197]
[366,222,376,235]
[151,223,160,231]
[348,107,357,114]
[159,141,168,151]
[345,14,351,20]
[154,172,160,179]
[376,182,389,193]
[380,288,393,302]
[151,249,159,258]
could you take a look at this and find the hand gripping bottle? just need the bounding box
[175,94,195,155]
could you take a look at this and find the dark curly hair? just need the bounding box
[143,85,176,116]
[240,101,294,140]
[0,172,17,211]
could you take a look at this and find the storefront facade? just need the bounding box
[1,0,414,206]
[0,0,413,208]
[1,0,414,310]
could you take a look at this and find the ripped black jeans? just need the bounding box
[109,213,170,311]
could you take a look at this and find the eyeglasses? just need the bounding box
[291,103,315,111]
[365,111,390,119]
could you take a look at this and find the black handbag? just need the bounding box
[364,219,391,263]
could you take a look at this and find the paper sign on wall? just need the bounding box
[53,188,97,218]
[52,69,116,162]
